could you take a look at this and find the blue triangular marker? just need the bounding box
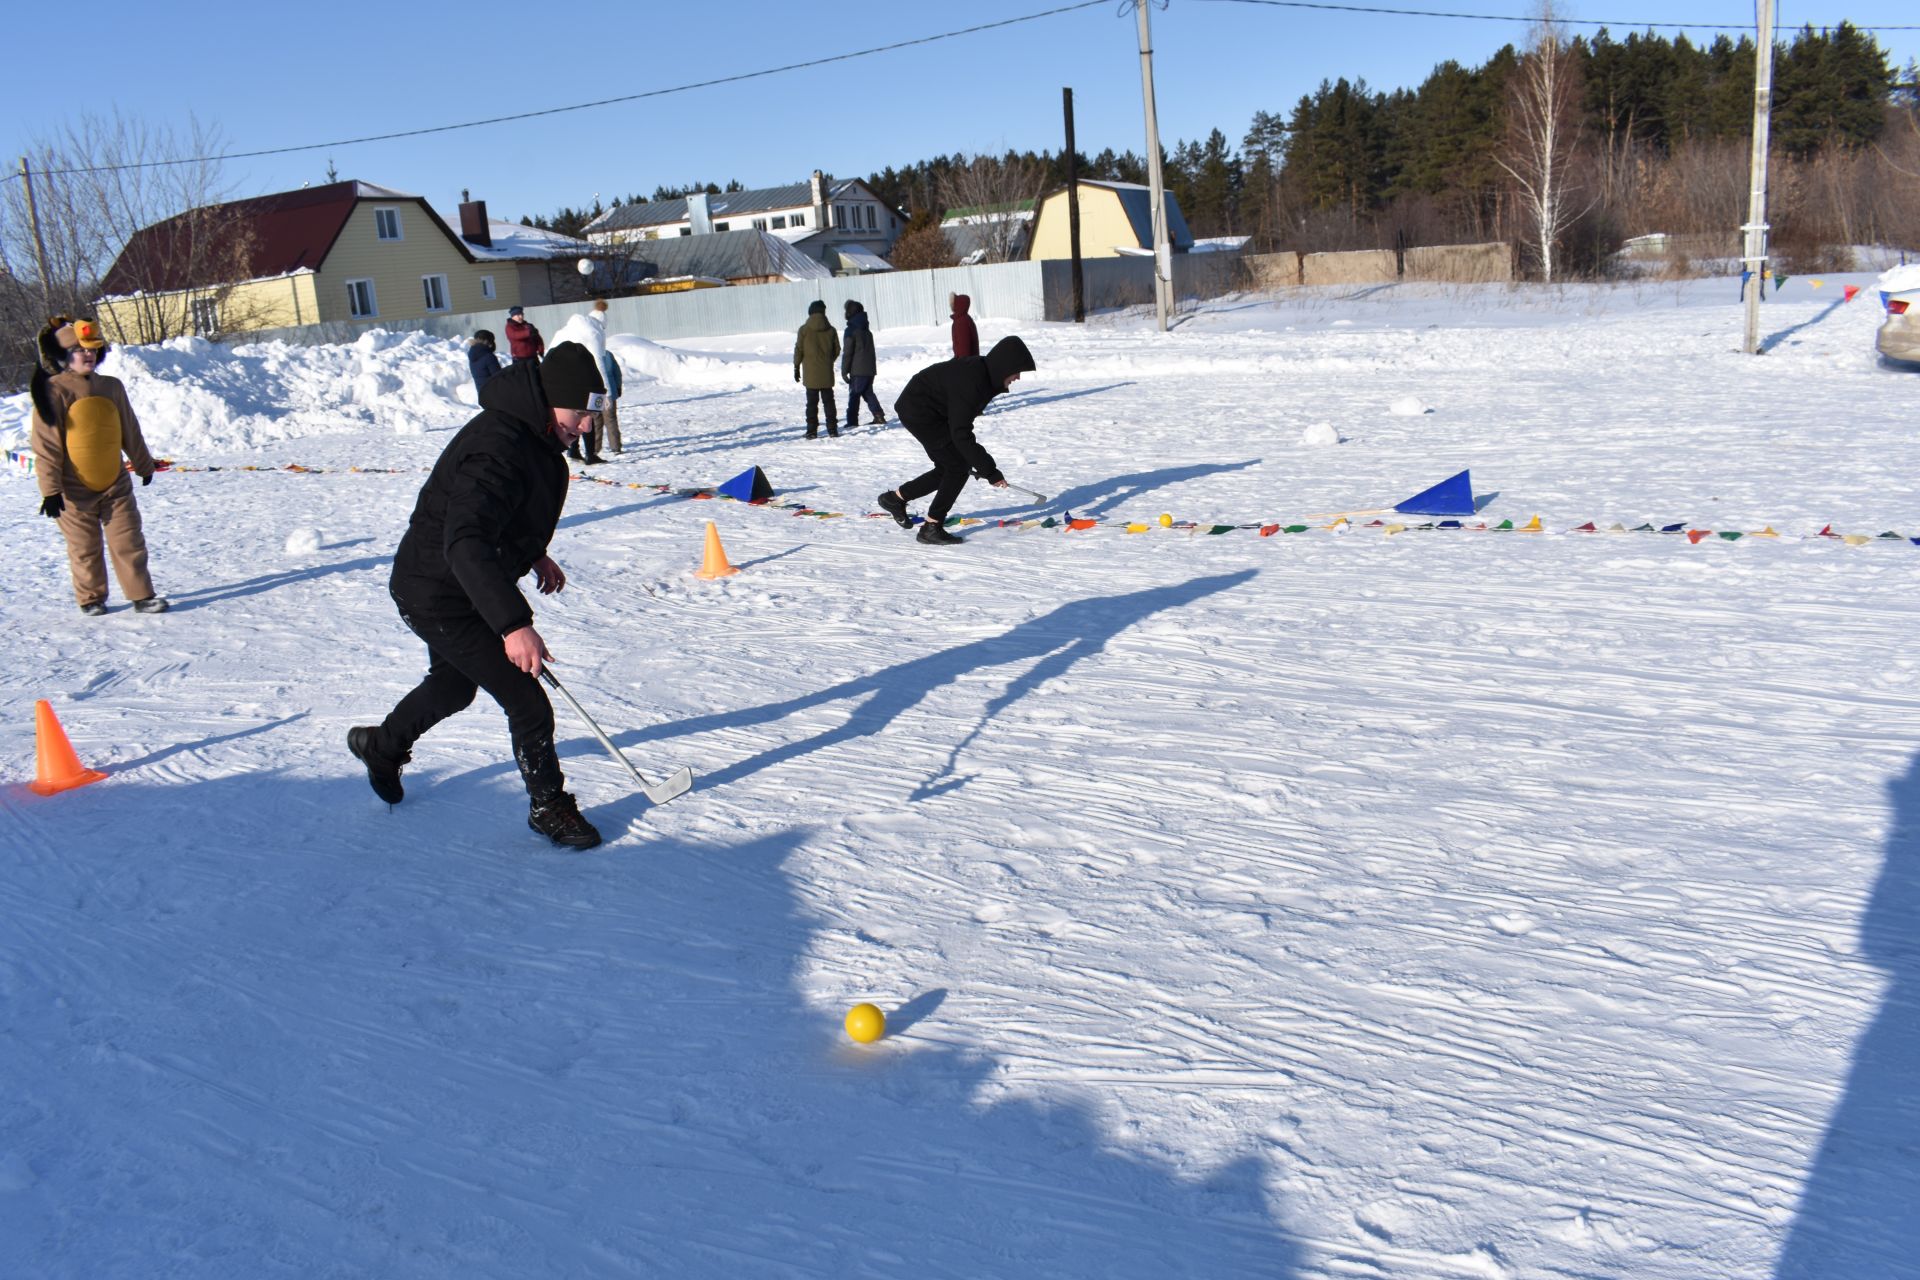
[1394,469,1475,517]
[718,465,773,503]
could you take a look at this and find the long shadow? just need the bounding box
[1774,751,1920,1277]
[1759,298,1846,354]
[0,768,1303,1275]
[640,387,750,408]
[991,382,1135,413]
[110,712,309,773]
[556,492,687,531]
[617,571,1255,794]
[974,460,1260,523]
[168,552,392,611]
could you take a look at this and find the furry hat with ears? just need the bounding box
[36,315,107,373]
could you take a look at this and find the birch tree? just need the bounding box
[1497,4,1588,281]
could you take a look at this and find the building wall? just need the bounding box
[1028,188,1142,260]
[97,272,323,343]
[1301,249,1398,286]
[313,201,516,326]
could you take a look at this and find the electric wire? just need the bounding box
[1199,0,1915,32]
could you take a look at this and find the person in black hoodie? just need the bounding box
[876,335,1035,545]
[467,329,501,394]
[840,300,885,430]
[348,341,608,849]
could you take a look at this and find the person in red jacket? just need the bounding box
[503,305,545,363]
[949,292,979,358]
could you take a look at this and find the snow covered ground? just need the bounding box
[3,277,1916,1279]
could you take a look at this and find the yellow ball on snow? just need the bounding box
[844,1002,886,1043]
[1158,512,1173,527]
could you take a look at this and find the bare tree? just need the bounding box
[1497,3,1589,281]
[935,153,1047,264]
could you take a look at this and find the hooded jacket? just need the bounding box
[892,336,1035,486]
[950,294,980,359]
[389,359,570,635]
[468,338,502,391]
[841,307,877,378]
[504,316,545,361]
[793,312,841,389]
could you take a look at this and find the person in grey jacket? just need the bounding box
[841,300,885,430]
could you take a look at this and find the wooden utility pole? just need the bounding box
[1742,0,1777,355]
[19,156,54,313]
[1134,1,1173,332]
[1064,87,1085,323]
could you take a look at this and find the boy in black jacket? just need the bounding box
[877,336,1035,545]
[349,342,608,849]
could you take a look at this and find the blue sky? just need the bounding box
[6,1,1915,225]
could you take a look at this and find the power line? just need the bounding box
[1199,0,1916,31]
[15,2,1112,181]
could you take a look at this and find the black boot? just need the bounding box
[917,522,965,546]
[347,726,408,804]
[528,790,602,850]
[876,490,912,529]
[568,445,583,460]
[131,597,170,614]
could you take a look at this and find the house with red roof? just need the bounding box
[95,180,587,343]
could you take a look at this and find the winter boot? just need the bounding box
[804,427,818,440]
[131,597,169,614]
[871,415,887,426]
[347,726,407,804]
[917,522,965,546]
[527,791,602,850]
[79,601,108,616]
[827,426,840,438]
[876,490,912,529]
[567,444,583,461]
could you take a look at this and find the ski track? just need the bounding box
[2,280,1916,1278]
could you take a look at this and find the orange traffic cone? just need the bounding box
[28,700,108,796]
[695,520,740,579]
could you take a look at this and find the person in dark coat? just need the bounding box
[348,341,608,849]
[876,335,1034,546]
[841,300,885,430]
[949,292,980,359]
[467,330,501,393]
[793,299,840,438]
[503,306,545,363]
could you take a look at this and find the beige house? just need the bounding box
[96,181,585,343]
[1027,180,1194,261]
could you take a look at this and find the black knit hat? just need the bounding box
[985,335,1035,388]
[538,341,607,411]
[807,299,826,315]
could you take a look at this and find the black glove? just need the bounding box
[39,493,64,519]
[793,370,801,383]
[141,472,153,486]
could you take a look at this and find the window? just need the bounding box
[833,205,844,229]
[480,275,496,300]
[678,226,692,236]
[190,297,219,335]
[864,205,875,230]
[374,207,402,240]
[751,217,768,230]
[714,221,731,232]
[792,213,805,227]
[346,279,377,318]
[421,274,450,312]
[771,216,787,230]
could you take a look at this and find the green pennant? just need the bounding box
[1207,524,1235,535]
[1879,531,1904,540]
[944,515,963,527]
[1283,524,1308,533]
[1719,531,1743,541]
[1493,519,1514,530]
[1631,523,1655,531]
[1041,517,1058,528]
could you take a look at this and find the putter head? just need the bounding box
[644,766,694,806]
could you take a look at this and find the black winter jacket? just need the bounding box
[467,341,502,392]
[841,311,877,378]
[893,356,1007,484]
[390,360,569,635]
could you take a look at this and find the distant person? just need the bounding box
[29,316,168,614]
[597,347,624,456]
[467,329,501,393]
[504,305,545,364]
[950,292,979,359]
[793,299,841,439]
[876,335,1034,546]
[841,300,885,429]
[348,341,608,850]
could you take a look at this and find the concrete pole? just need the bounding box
[1742,0,1776,356]
[1135,1,1173,332]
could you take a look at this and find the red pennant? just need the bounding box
[1687,529,1711,544]
[1843,284,1860,302]
[1817,524,1835,537]
[1068,518,1098,531]
[1572,522,1597,532]
[1259,524,1280,537]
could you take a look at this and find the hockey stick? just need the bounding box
[999,480,1049,505]
[541,666,693,806]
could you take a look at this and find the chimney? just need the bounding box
[687,191,713,236]
[458,196,492,248]
[811,169,829,235]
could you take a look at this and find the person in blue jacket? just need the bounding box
[595,347,623,456]
[467,329,501,393]
[841,300,885,430]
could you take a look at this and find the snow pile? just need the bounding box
[1388,395,1432,416]
[608,333,791,389]
[1875,263,1920,294]
[1300,421,1342,446]
[283,527,322,555]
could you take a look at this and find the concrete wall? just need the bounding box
[1405,242,1512,283]
[1301,249,1399,287]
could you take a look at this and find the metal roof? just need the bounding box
[624,228,833,283]
[586,178,870,234]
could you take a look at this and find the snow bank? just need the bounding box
[608,333,790,390]
[1876,263,1920,294]
[1388,395,1432,416]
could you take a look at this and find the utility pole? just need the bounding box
[1134,1,1173,332]
[1063,87,1085,323]
[1742,0,1776,356]
[19,156,54,314]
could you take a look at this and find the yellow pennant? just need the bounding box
[1384,523,1407,536]
[1520,515,1542,532]
[1126,522,1149,533]
[1843,534,1872,546]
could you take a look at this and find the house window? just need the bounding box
[480,275,496,300]
[792,213,805,227]
[374,208,403,240]
[714,221,731,232]
[190,297,220,335]
[751,217,768,230]
[864,205,875,230]
[833,205,844,228]
[346,278,377,318]
[771,216,787,230]
[421,274,450,312]
[678,227,692,236]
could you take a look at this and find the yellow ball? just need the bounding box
[1158,513,1173,527]
[844,1003,886,1043]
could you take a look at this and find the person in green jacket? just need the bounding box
[793,299,841,439]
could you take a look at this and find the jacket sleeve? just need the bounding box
[793,329,805,375]
[944,381,1001,484]
[441,450,536,636]
[533,327,546,358]
[828,329,840,364]
[840,330,852,376]
[28,372,65,499]
[109,380,157,479]
[600,352,622,398]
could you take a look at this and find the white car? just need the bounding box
[1876,264,1920,366]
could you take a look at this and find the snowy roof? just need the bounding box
[459,220,591,261]
[622,228,833,283]
[834,244,895,273]
[585,178,878,234]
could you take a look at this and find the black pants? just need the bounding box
[897,421,970,522]
[845,376,883,426]
[804,387,838,432]
[379,595,563,800]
